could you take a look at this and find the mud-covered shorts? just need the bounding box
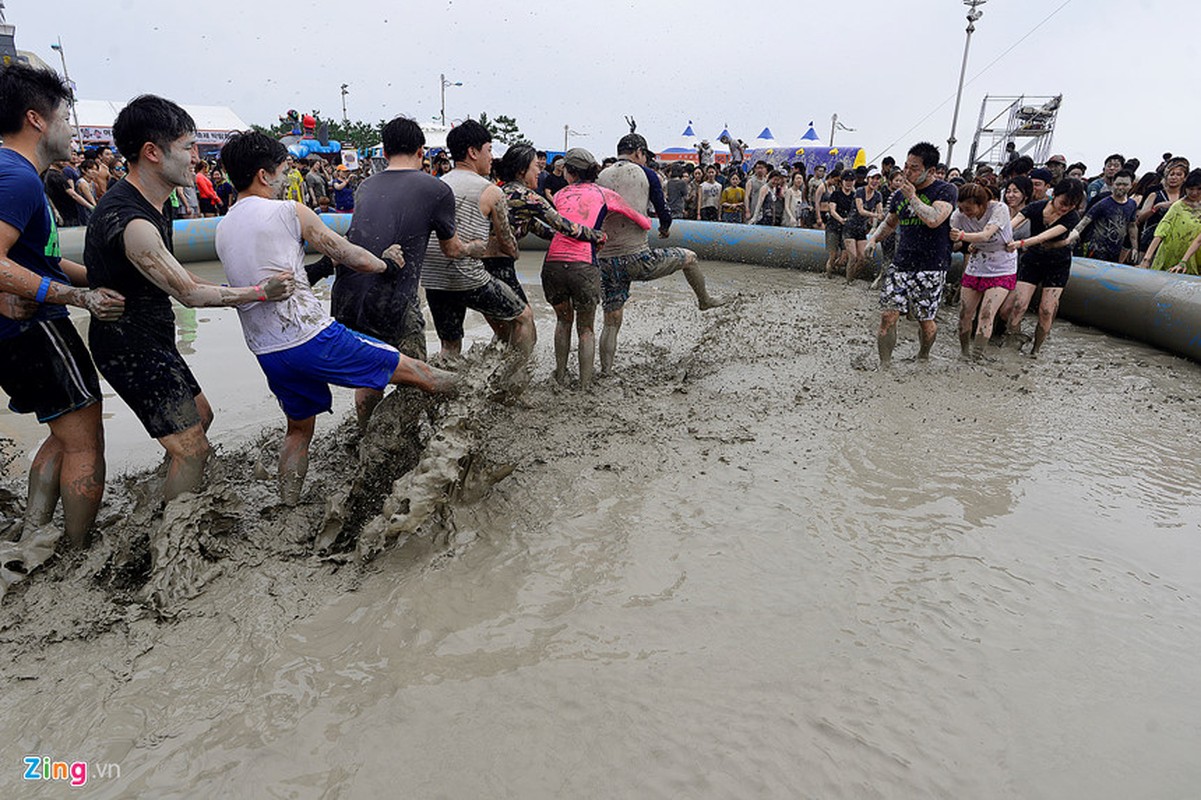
[598,247,693,313]
[482,256,528,304]
[89,315,202,439]
[425,277,527,343]
[879,268,947,322]
[1017,257,1071,289]
[824,224,844,251]
[542,261,601,309]
[0,317,102,423]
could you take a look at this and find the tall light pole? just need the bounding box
[439,73,462,127]
[340,83,349,124]
[49,36,83,146]
[947,0,986,169]
[563,125,586,151]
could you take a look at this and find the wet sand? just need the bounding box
[2,255,1200,798]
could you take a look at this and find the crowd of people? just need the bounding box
[0,60,1197,576]
[628,137,1195,364]
[647,143,1199,274]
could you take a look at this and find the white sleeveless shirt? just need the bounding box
[214,196,332,355]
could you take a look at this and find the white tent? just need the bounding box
[73,99,250,148]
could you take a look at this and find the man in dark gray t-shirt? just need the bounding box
[333,169,457,359]
[309,117,485,422]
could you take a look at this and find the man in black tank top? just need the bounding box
[86,95,293,506]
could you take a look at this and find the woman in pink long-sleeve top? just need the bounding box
[544,148,650,388]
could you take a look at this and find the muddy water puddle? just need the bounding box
[2,256,1200,799]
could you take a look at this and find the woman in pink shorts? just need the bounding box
[949,182,1018,358]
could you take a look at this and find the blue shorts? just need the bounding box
[256,321,401,421]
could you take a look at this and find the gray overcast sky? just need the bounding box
[12,0,1194,170]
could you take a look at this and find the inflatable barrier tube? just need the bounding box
[57,216,1201,363]
[58,214,353,264]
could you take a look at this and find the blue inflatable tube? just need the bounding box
[649,221,1201,363]
[57,216,1201,363]
[57,214,353,264]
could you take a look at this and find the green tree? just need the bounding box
[249,118,385,151]
[326,119,386,151]
[477,112,531,146]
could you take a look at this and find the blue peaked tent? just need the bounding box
[801,122,822,142]
[659,122,702,161]
[751,127,776,148]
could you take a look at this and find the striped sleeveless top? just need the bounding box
[422,168,492,291]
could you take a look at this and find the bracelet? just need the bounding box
[1018,239,1025,249]
[34,276,52,303]
[254,285,266,301]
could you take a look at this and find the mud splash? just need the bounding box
[2,258,1200,799]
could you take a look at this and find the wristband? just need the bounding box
[254,285,267,302]
[1018,239,1025,249]
[35,276,52,303]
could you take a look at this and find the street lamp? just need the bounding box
[439,73,462,127]
[563,124,586,151]
[947,0,986,168]
[340,83,349,124]
[49,36,83,146]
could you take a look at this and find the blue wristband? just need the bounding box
[34,276,52,303]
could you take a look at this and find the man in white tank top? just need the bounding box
[215,132,456,505]
[421,120,535,359]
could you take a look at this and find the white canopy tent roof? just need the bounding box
[73,99,251,148]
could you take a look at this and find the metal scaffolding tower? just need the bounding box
[967,94,1063,169]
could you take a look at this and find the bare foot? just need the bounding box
[698,295,728,310]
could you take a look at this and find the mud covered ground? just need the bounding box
[2,258,1200,799]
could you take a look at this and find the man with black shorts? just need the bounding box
[421,120,534,359]
[85,95,294,504]
[0,65,125,548]
[595,133,726,376]
[865,142,957,367]
[216,131,456,504]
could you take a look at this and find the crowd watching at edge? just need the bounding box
[1,60,1198,565]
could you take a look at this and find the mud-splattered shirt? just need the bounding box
[1018,199,1080,270]
[85,178,175,325]
[951,201,1016,278]
[596,159,671,258]
[335,169,456,344]
[1077,196,1136,262]
[545,182,650,264]
[890,179,958,273]
[216,196,332,355]
[501,181,604,244]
